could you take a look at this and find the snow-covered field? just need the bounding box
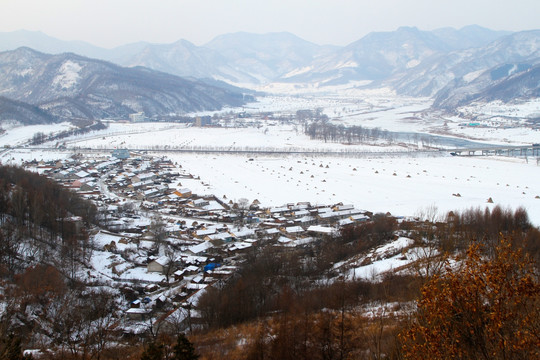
[172,153,540,224]
[1,92,539,224]
[60,123,407,152]
[0,122,74,146]
[242,92,540,145]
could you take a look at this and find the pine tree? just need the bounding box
[140,341,164,360]
[172,333,198,360]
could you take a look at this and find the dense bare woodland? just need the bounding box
[0,165,538,359]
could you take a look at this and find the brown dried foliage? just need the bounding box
[400,237,540,360]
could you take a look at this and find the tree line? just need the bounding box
[303,120,395,144]
[30,120,107,145]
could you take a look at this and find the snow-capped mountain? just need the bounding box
[279,26,512,85]
[431,25,511,51]
[0,31,336,85]
[0,47,247,121]
[432,60,540,109]
[0,29,111,60]
[0,26,516,87]
[387,30,540,97]
[281,27,452,84]
[109,39,261,84]
[204,32,337,83]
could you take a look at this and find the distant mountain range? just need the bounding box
[0,25,538,119]
[0,30,339,85]
[281,26,513,85]
[0,47,248,124]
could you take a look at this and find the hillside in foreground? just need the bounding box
[0,152,538,359]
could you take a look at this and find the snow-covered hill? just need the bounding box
[433,61,540,109]
[387,30,540,98]
[0,47,247,121]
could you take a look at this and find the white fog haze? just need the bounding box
[1,0,539,47]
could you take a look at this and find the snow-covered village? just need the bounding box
[0,1,539,358]
[18,148,375,332]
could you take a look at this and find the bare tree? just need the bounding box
[234,198,250,227]
[150,214,168,253]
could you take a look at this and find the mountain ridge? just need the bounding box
[0,47,248,122]
[0,26,538,114]
[0,26,517,85]
[432,60,540,109]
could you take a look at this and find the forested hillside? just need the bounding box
[188,208,539,359]
[0,165,97,274]
[0,165,108,359]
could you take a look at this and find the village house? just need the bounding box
[283,225,305,236]
[180,254,208,267]
[126,307,151,321]
[227,241,252,254]
[131,172,156,184]
[192,198,210,207]
[206,231,234,243]
[210,266,236,279]
[268,206,291,217]
[277,235,293,245]
[74,170,90,179]
[131,179,154,190]
[175,188,193,198]
[294,215,316,226]
[186,241,213,256]
[339,217,355,226]
[352,214,370,222]
[292,209,310,218]
[194,228,216,239]
[332,204,355,212]
[173,264,201,282]
[229,227,256,240]
[307,225,336,237]
[147,256,173,274]
[112,149,130,160]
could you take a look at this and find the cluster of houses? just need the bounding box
[22,150,373,335]
[122,199,372,333]
[26,151,186,199]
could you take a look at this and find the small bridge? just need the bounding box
[448,144,540,157]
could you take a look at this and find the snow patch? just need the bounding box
[283,66,314,78]
[406,59,420,69]
[17,68,34,77]
[348,237,415,280]
[463,69,485,83]
[52,60,82,89]
[337,60,359,69]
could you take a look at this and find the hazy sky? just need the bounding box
[1,0,539,48]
